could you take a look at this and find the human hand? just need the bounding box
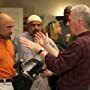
[19,37,42,53]
[40,69,50,77]
[35,32,49,48]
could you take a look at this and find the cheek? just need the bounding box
[38,26,42,30]
[69,22,74,29]
[1,29,7,34]
[70,25,76,34]
[56,30,60,35]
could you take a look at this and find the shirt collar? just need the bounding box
[77,31,90,37]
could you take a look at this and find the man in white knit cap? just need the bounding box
[13,15,59,90]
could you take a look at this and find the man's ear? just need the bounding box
[78,19,85,27]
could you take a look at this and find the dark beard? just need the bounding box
[33,30,39,34]
[0,35,11,40]
[31,30,39,37]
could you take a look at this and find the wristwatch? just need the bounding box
[37,49,44,54]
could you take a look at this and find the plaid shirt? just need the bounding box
[45,31,90,90]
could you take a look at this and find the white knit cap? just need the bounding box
[27,15,42,23]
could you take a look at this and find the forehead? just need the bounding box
[0,14,14,24]
[30,21,42,25]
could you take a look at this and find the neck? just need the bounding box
[76,28,88,36]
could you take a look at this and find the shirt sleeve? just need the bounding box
[45,42,82,75]
[13,37,19,54]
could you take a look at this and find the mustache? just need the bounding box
[32,30,40,37]
[32,29,44,34]
[1,36,11,40]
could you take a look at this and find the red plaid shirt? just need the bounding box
[45,31,90,90]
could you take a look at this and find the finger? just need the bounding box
[46,33,48,39]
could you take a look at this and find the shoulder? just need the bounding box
[67,37,83,52]
[13,32,27,44]
[14,32,28,40]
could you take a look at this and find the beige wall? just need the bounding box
[0,0,90,29]
[1,0,89,16]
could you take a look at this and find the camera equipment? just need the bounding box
[12,58,43,90]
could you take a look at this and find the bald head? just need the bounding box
[0,12,14,40]
[0,12,14,26]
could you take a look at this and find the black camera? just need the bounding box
[12,59,43,90]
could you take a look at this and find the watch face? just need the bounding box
[38,49,43,54]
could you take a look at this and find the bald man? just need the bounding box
[0,12,16,90]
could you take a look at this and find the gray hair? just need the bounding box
[71,4,90,29]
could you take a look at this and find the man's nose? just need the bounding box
[9,28,14,34]
[34,25,38,29]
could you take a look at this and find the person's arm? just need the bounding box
[20,36,59,56]
[42,44,58,57]
[19,35,59,63]
[13,37,19,62]
[19,36,46,60]
[35,32,59,57]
